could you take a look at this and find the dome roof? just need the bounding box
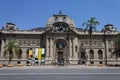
[102,24,117,32]
[46,12,75,29]
[2,22,18,31]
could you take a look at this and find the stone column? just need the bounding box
[72,38,75,58]
[94,49,98,59]
[74,37,78,58]
[0,39,4,59]
[69,38,72,58]
[45,37,49,59]
[106,40,109,60]
[49,38,53,59]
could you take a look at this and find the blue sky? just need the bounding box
[0,0,120,31]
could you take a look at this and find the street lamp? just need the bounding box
[103,29,107,65]
[103,27,111,66]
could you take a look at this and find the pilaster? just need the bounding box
[106,40,109,59]
[49,38,53,59]
[45,37,49,60]
[69,38,72,59]
[72,38,75,58]
[0,39,4,58]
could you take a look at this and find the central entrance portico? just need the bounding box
[55,39,68,64]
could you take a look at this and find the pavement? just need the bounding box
[1,65,120,80]
[0,64,120,70]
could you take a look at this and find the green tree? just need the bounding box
[82,17,100,46]
[82,17,100,62]
[4,39,19,64]
[113,34,120,60]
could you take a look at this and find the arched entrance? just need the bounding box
[54,39,68,65]
[89,49,94,64]
[78,43,86,65]
[98,49,103,59]
[98,49,103,64]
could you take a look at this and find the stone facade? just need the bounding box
[0,13,119,65]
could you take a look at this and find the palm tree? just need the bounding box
[82,17,100,63]
[4,39,19,64]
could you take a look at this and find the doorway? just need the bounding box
[57,52,64,64]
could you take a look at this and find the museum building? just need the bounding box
[0,12,119,65]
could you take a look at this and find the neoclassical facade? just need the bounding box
[0,13,119,65]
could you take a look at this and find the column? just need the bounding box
[94,49,97,59]
[72,38,75,58]
[46,37,49,59]
[0,39,4,59]
[74,37,78,58]
[49,38,53,59]
[69,38,72,58]
[106,40,109,60]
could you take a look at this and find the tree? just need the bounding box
[82,17,100,62]
[4,39,19,64]
[113,34,120,60]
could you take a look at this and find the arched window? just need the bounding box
[54,17,58,21]
[56,41,65,49]
[18,48,22,59]
[89,49,94,59]
[98,50,103,59]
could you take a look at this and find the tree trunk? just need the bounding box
[89,26,92,63]
[8,50,13,64]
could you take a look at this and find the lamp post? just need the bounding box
[66,28,70,65]
[104,29,107,66]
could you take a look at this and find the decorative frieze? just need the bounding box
[17,40,40,46]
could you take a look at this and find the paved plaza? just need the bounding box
[0,65,118,70]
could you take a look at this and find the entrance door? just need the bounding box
[80,52,86,64]
[57,52,63,64]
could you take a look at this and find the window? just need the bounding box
[63,17,66,22]
[54,23,68,32]
[89,50,94,59]
[55,17,58,21]
[18,48,22,59]
[56,41,65,49]
[98,50,103,59]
